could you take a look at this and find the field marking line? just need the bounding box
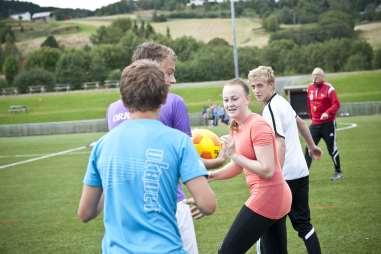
[336,122,357,132]
[0,146,87,170]
[0,151,90,158]
[0,122,357,170]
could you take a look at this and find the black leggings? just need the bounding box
[218,205,287,254]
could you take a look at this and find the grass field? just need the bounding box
[0,115,380,253]
[152,18,268,48]
[355,22,381,49]
[0,70,380,125]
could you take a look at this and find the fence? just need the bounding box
[1,102,380,137]
[338,101,381,117]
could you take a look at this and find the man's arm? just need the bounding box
[296,116,322,160]
[173,97,192,136]
[77,185,103,223]
[185,176,216,216]
[275,136,286,168]
[324,88,340,119]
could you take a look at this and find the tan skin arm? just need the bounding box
[185,176,217,216]
[275,136,286,168]
[77,185,103,223]
[296,116,322,160]
[213,135,276,179]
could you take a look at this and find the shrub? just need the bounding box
[107,69,122,81]
[55,49,92,89]
[373,48,381,69]
[3,56,18,84]
[0,77,8,89]
[13,68,55,93]
[25,47,62,73]
[262,14,280,32]
[41,35,59,48]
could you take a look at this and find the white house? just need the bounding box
[32,12,55,22]
[188,0,244,6]
[10,12,31,21]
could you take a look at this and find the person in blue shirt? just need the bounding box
[77,60,216,254]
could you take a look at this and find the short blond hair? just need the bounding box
[312,67,325,76]
[248,66,275,85]
[132,42,176,62]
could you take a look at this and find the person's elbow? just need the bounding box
[199,193,217,215]
[77,208,96,223]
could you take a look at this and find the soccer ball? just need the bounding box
[192,129,221,159]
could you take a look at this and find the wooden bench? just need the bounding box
[1,87,18,95]
[28,85,46,94]
[104,80,119,89]
[82,82,100,90]
[8,105,28,113]
[54,84,71,92]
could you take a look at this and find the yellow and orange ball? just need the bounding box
[192,129,221,159]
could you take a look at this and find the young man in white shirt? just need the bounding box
[249,66,322,254]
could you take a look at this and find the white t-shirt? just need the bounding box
[262,93,309,180]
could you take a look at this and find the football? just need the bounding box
[192,129,221,159]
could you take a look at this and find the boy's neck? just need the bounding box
[129,110,159,120]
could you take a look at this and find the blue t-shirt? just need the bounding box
[84,119,207,254]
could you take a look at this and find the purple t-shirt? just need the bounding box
[106,93,191,201]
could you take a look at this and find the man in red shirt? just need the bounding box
[305,67,343,181]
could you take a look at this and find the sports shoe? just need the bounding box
[330,172,343,181]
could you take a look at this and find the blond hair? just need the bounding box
[248,66,275,85]
[132,42,176,62]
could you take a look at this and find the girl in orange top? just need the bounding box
[209,79,292,254]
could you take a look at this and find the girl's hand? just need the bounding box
[220,135,235,158]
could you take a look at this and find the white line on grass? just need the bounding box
[336,122,357,131]
[0,122,357,170]
[0,146,87,170]
[0,151,90,158]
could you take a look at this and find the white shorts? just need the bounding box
[176,200,199,254]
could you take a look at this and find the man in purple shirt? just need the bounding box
[106,42,198,253]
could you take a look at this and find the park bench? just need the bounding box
[82,81,100,90]
[8,105,28,113]
[54,84,71,92]
[104,80,119,89]
[28,85,46,94]
[1,87,18,95]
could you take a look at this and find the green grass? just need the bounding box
[328,70,381,102]
[0,70,380,125]
[0,115,380,253]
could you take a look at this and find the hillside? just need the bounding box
[355,22,381,49]
[13,14,381,56]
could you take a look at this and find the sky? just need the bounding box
[28,0,120,11]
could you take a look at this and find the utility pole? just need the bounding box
[230,0,239,79]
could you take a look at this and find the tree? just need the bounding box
[111,18,133,33]
[41,35,59,48]
[55,49,92,89]
[373,48,381,69]
[318,10,355,39]
[90,44,129,82]
[3,56,18,84]
[26,47,62,72]
[90,25,123,45]
[262,14,280,32]
[119,31,143,63]
[171,36,203,61]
